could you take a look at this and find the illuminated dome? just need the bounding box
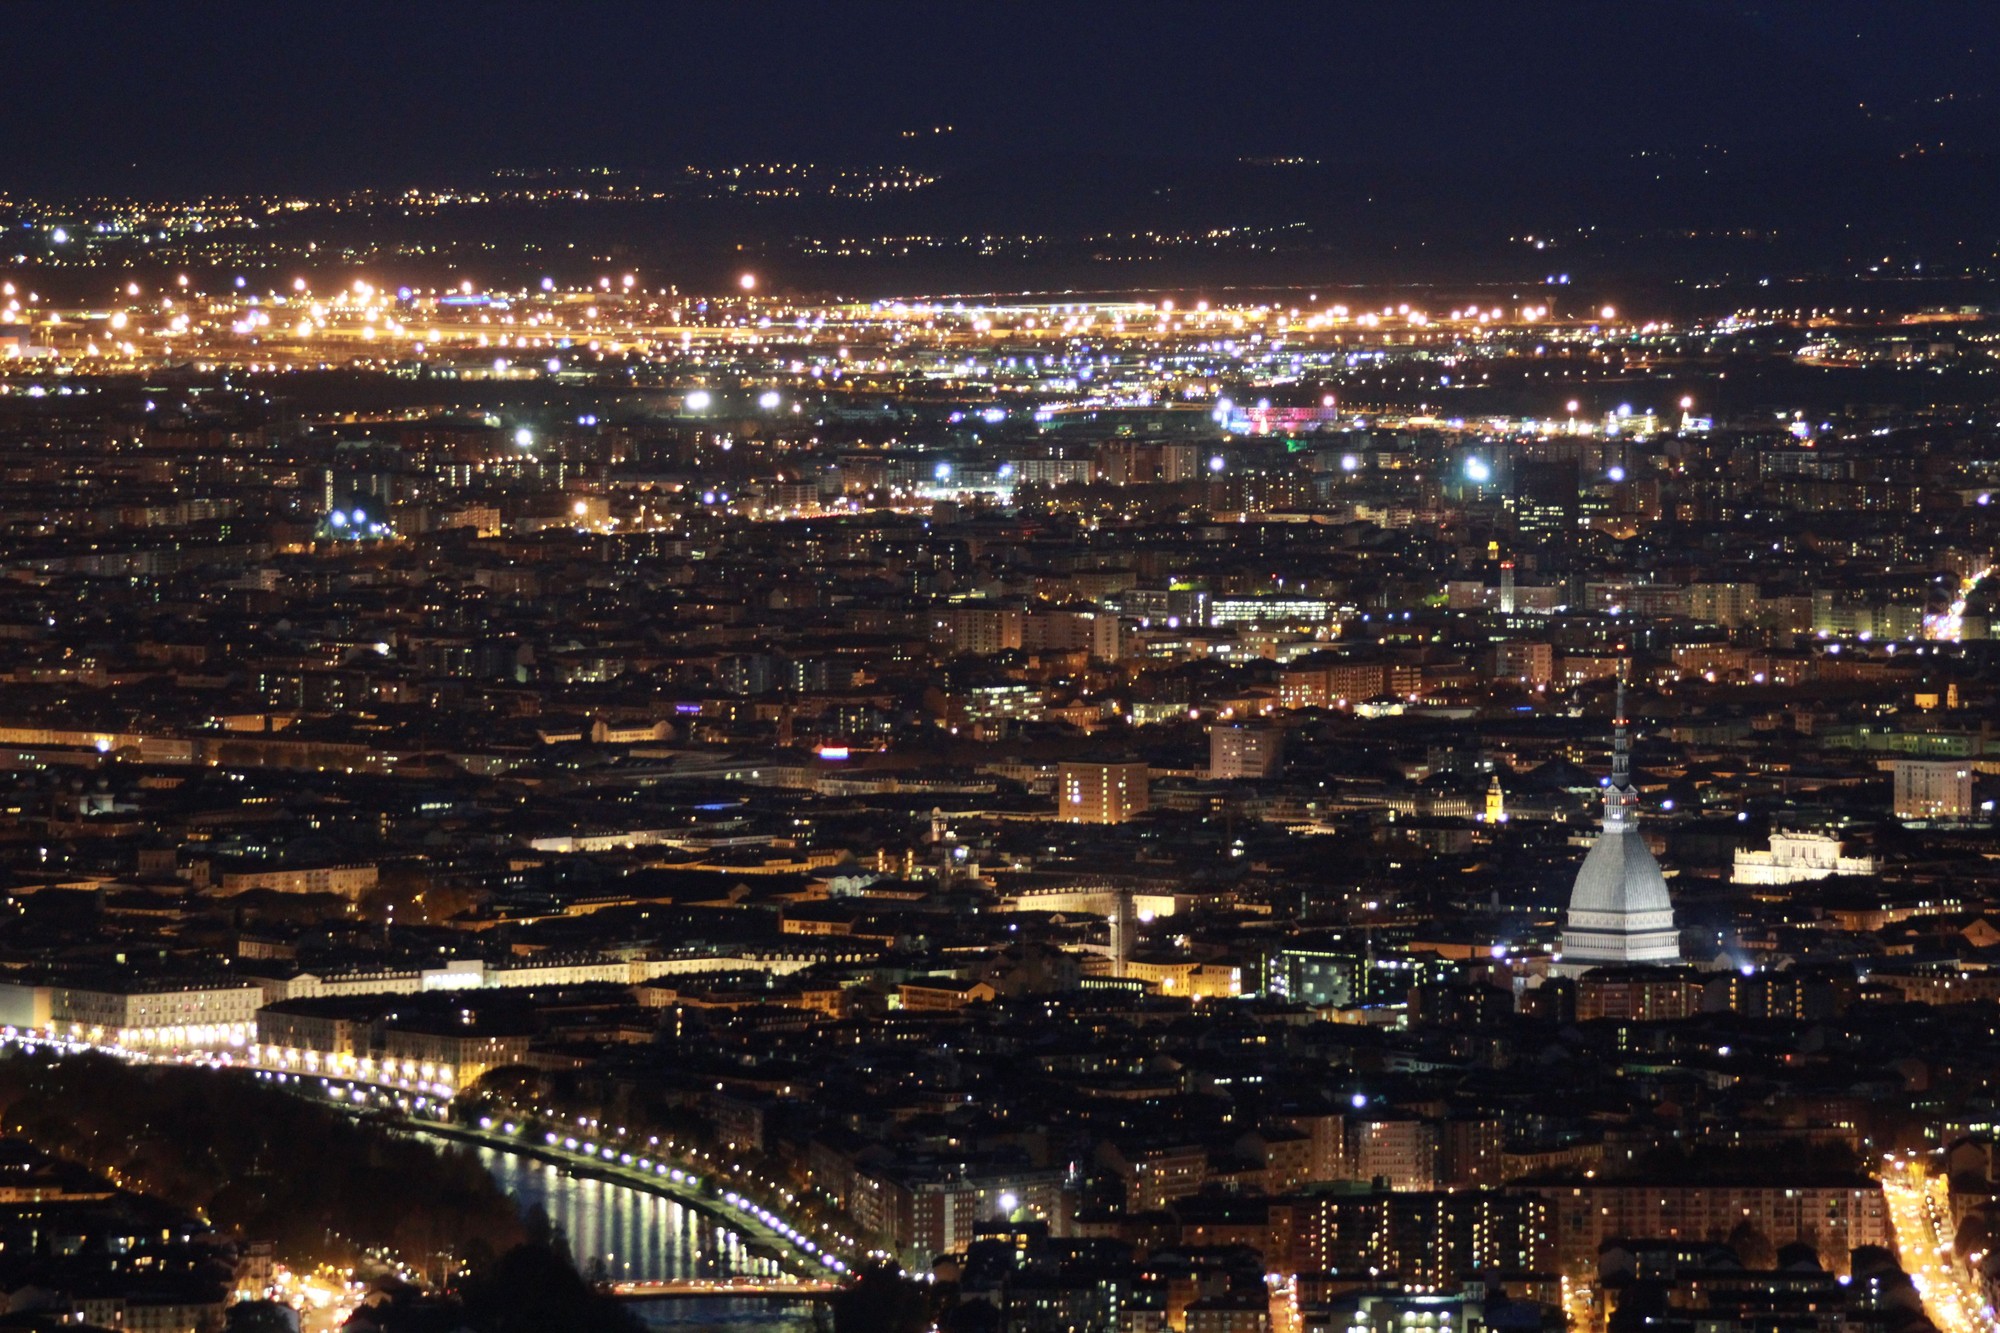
[1558,685,1681,970]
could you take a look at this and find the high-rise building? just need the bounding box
[1058,761,1150,824]
[1558,685,1680,971]
[1509,460,1581,562]
[1209,725,1284,780]
[932,605,1024,656]
[1493,639,1554,687]
[1894,758,1974,822]
[1347,1115,1438,1191]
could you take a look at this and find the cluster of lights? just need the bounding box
[326,508,390,537]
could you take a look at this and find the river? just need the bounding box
[473,1146,825,1332]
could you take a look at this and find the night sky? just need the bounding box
[8,1,1999,197]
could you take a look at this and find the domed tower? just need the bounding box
[1558,683,1680,971]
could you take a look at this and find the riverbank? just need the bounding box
[410,1118,851,1284]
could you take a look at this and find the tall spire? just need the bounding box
[1612,679,1630,786]
[1560,673,1681,972]
[1603,679,1636,832]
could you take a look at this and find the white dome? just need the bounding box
[1561,827,1681,967]
[1568,827,1673,917]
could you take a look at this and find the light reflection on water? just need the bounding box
[474,1147,820,1332]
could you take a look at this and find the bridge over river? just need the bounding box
[474,1146,831,1331]
[599,1278,840,1301]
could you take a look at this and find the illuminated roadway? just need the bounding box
[1882,1156,1996,1333]
[1930,568,1995,642]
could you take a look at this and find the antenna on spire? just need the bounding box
[1611,677,1632,793]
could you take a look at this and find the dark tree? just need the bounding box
[455,1242,644,1333]
[1728,1219,1778,1271]
[833,1263,931,1333]
[224,1300,300,1333]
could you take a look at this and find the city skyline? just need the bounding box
[7,6,2000,1333]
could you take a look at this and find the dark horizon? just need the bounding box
[8,0,1999,198]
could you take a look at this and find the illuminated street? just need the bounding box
[1883,1157,1995,1333]
[260,1263,366,1333]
